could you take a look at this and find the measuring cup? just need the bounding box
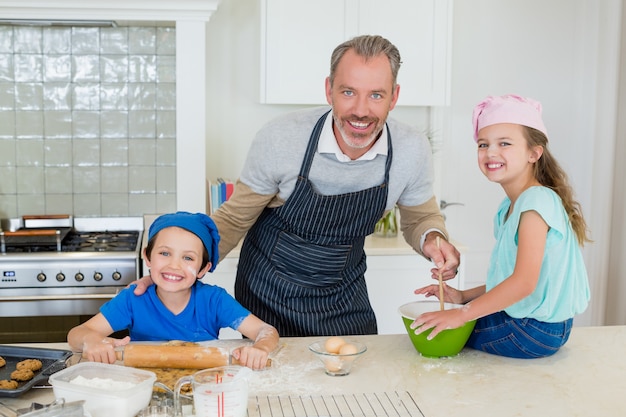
[173,366,252,417]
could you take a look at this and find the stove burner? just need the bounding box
[1,230,140,253]
[66,231,140,252]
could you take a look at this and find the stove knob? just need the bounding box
[56,272,65,282]
[112,271,122,281]
[75,272,85,282]
[37,272,46,282]
[93,272,103,281]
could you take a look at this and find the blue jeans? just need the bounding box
[466,311,573,359]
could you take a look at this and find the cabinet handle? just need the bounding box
[439,200,465,210]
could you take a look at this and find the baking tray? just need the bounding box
[0,345,73,398]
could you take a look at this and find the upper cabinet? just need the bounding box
[260,0,453,106]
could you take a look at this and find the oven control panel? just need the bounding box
[0,258,139,288]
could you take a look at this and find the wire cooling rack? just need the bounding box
[248,391,425,417]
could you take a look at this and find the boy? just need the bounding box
[68,212,279,370]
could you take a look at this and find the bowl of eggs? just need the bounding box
[398,301,476,358]
[308,337,367,376]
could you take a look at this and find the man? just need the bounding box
[136,35,459,337]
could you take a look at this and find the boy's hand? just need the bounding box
[82,335,130,364]
[231,346,271,370]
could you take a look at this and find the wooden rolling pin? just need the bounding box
[115,344,230,369]
[110,344,271,369]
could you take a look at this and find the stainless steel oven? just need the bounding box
[0,215,143,342]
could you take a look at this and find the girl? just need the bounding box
[411,94,590,358]
[68,211,279,370]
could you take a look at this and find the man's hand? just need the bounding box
[422,232,460,281]
[132,275,155,295]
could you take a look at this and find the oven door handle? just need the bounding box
[0,293,118,302]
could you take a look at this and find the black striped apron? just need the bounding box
[235,111,393,336]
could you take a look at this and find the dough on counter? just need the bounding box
[10,368,34,381]
[144,367,196,393]
[0,356,6,367]
[16,359,43,372]
[0,379,19,390]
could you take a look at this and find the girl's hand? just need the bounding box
[409,308,469,340]
[81,335,130,364]
[231,345,270,370]
[414,283,464,305]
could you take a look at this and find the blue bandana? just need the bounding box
[148,211,220,272]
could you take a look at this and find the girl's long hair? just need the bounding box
[525,127,591,246]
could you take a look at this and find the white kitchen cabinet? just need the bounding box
[364,252,463,335]
[260,0,453,106]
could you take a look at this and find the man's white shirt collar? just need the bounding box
[318,112,388,162]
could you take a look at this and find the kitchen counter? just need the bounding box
[2,326,624,416]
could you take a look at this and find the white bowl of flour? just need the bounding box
[49,362,156,417]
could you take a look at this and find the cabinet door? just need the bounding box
[357,0,452,106]
[260,0,349,104]
[260,0,452,106]
[364,254,463,335]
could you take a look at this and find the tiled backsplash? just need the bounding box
[0,24,177,218]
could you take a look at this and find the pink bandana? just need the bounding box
[472,94,547,141]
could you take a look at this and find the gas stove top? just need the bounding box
[0,216,145,317]
[3,230,140,254]
[1,216,143,255]
[0,216,144,289]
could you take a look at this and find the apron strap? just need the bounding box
[298,110,330,178]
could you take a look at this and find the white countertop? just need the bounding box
[2,326,625,416]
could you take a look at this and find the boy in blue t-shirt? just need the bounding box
[68,211,279,370]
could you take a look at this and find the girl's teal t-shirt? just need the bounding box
[486,186,590,322]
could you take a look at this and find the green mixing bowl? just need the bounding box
[398,301,476,358]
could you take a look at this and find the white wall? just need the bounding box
[606,1,626,325]
[440,0,621,326]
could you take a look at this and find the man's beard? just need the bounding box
[333,113,383,150]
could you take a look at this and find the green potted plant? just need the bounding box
[374,207,398,237]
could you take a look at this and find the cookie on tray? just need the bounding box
[10,368,35,382]
[0,356,6,367]
[0,379,19,390]
[16,358,43,372]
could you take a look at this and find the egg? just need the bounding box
[323,357,343,372]
[324,336,346,354]
[339,343,358,355]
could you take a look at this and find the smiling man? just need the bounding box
[135,35,460,337]
[327,47,399,158]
